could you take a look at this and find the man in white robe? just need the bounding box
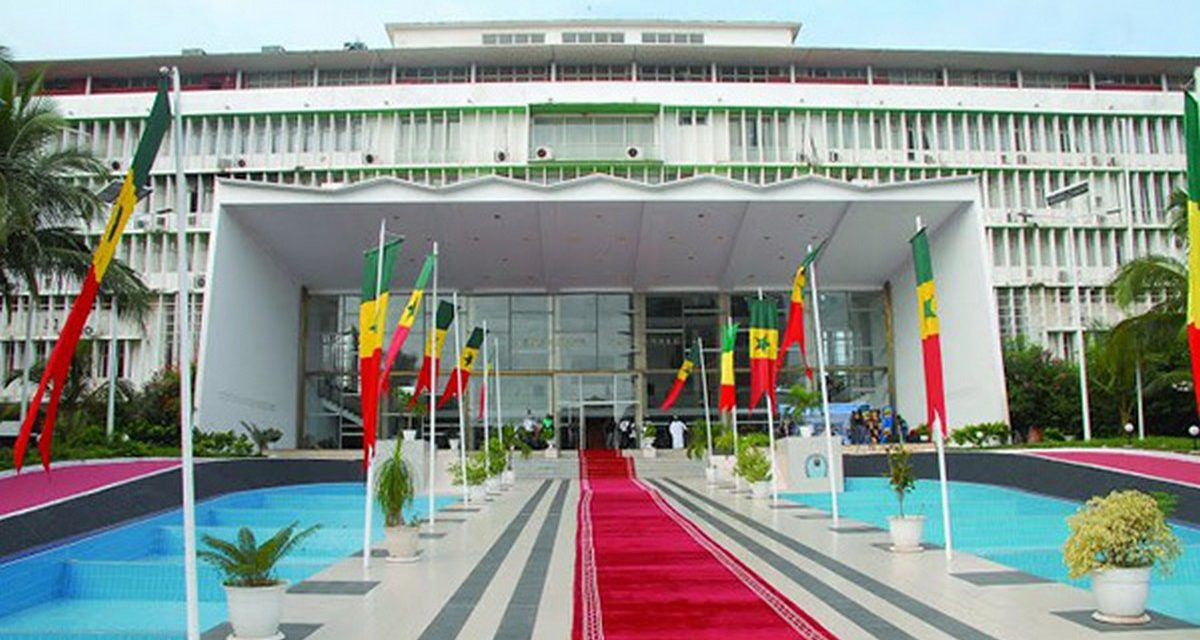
[668,416,688,449]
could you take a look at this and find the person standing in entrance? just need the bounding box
[522,409,536,447]
[668,415,688,449]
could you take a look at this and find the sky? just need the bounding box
[1,0,1198,60]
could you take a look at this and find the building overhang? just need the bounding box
[213,172,979,294]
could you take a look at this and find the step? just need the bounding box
[0,599,228,639]
[61,558,329,602]
[156,525,367,557]
[205,506,364,528]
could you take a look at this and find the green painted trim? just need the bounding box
[65,105,525,123]
[665,104,1182,120]
[528,102,661,115]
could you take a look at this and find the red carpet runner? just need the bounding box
[572,449,835,639]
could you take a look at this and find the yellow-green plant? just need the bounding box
[1063,490,1182,579]
[734,446,771,483]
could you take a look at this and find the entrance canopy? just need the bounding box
[217,173,971,293]
[197,173,1007,446]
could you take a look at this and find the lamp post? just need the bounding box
[1123,422,1135,447]
[1189,425,1199,451]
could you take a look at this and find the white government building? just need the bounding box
[4,20,1196,449]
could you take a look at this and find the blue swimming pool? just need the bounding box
[784,478,1200,625]
[0,483,459,639]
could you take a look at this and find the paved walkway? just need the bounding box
[0,459,180,518]
[1023,449,1200,488]
[258,466,1196,639]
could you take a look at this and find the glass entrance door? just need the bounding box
[554,373,638,450]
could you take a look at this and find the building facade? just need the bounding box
[3,20,1195,447]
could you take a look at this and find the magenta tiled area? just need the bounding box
[0,460,179,517]
[1023,449,1200,488]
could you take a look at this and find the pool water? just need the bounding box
[0,483,459,639]
[784,478,1200,625]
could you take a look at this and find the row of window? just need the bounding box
[481,31,704,45]
[42,65,1186,94]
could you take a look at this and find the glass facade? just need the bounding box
[301,289,890,450]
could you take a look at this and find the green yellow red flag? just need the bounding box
[748,298,779,410]
[1184,92,1200,419]
[359,237,402,466]
[379,253,435,395]
[13,77,171,472]
[718,323,738,412]
[911,227,948,437]
[660,342,701,410]
[410,301,454,407]
[439,327,484,408]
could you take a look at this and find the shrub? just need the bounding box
[198,521,319,587]
[1063,490,1181,579]
[119,420,177,447]
[950,422,1011,447]
[1043,427,1066,442]
[240,421,283,455]
[449,451,488,486]
[734,446,771,483]
[193,429,255,457]
[485,435,507,476]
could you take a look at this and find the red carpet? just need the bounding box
[572,449,835,639]
[1025,449,1200,488]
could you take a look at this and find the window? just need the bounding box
[641,32,703,44]
[717,66,790,83]
[947,70,1018,88]
[1093,73,1161,91]
[530,115,656,160]
[562,31,624,44]
[393,111,462,164]
[875,68,942,86]
[677,112,708,126]
[638,65,710,82]
[244,71,307,89]
[728,111,791,162]
[477,65,551,83]
[557,65,632,81]
[482,32,546,45]
[317,68,390,87]
[1023,72,1089,89]
[795,67,867,84]
[396,67,469,84]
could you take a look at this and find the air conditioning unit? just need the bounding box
[192,274,207,290]
[83,326,94,337]
[625,145,643,160]
[109,160,122,171]
[363,152,376,165]
[999,153,1009,164]
[1016,154,1029,165]
[493,149,509,163]
[134,218,150,230]
[236,157,247,168]
[532,146,554,161]
[827,150,840,162]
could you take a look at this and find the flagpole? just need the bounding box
[916,216,953,563]
[452,292,468,504]
[697,336,715,482]
[482,319,491,486]
[105,296,118,438]
[494,336,506,486]
[427,242,438,528]
[170,66,200,640]
[808,244,840,526]
[361,220,386,569]
[757,289,780,505]
[729,317,741,492]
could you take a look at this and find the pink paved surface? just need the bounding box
[1025,450,1200,487]
[0,460,179,517]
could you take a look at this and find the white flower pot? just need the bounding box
[750,481,770,499]
[448,438,460,451]
[705,466,719,485]
[1091,567,1152,623]
[468,485,487,502]
[501,470,516,486]
[642,446,657,459]
[799,425,814,438]
[402,429,417,441]
[485,477,500,494]
[383,524,420,563]
[224,582,287,640]
[544,447,558,459]
[887,515,926,552]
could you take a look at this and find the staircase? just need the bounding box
[510,449,706,480]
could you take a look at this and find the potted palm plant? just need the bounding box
[376,442,420,562]
[1064,490,1181,623]
[198,522,318,640]
[735,445,772,499]
[885,444,923,552]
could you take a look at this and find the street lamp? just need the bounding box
[1189,425,1199,451]
[1124,422,1135,447]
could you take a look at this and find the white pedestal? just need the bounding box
[777,436,844,493]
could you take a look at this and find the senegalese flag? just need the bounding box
[660,342,700,410]
[778,243,823,379]
[912,227,948,438]
[13,78,171,473]
[410,300,454,408]
[438,327,484,408]
[718,323,738,412]
[379,252,435,396]
[358,237,403,467]
[1184,92,1200,419]
[748,298,779,410]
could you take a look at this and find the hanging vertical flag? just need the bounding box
[778,242,823,379]
[379,252,435,396]
[410,300,454,407]
[478,363,490,421]
[439,327,484,408]
[660,343,700,410]
[13,78,171,472]
[358,238,403,467]
[718,323,738,412]
[1184,92,1200,419]
[911,227,948,437]
[748,298,780,410]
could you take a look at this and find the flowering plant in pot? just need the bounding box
[734,445,772,499]
[450,451,489,501]
[884,445,923,552]
[198,522,318,640]
[376,443,420,562]
[1064,490,1181,624]
[485,436,507,493]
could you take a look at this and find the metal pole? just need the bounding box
[171,66,200,640]
[1135,357,1145,441]
[915,217,953,563]
[427,243,438,527]
[494,336,505,483]
[1066,224,1092,441]
[19,299,34,422]
[361,220,386,569]
[578,375,584,451]
[105,296,118,438]
[452,292,468,504]
[808,245,840,525]
[729,317,741,492]
[697,336,715,481]
[482,320,490,484]
[757,289,780,505]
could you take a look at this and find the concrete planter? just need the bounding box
[501,469,516,486]
[1091,567,1152,624]
[750,481,770,499]
[383,525,420,563]
[224,582,288,640]
[544,446,559,459]
[642,446,657,459]
[887,515,925,552]
[448,438,460,451]
[402,429,417,441]
[468,484,487,502]
[485,477,500,494]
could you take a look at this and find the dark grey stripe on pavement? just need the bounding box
[493,481,572,640]
[647,481,915,640]
[416,481,553,640]
[660,480,997,640]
